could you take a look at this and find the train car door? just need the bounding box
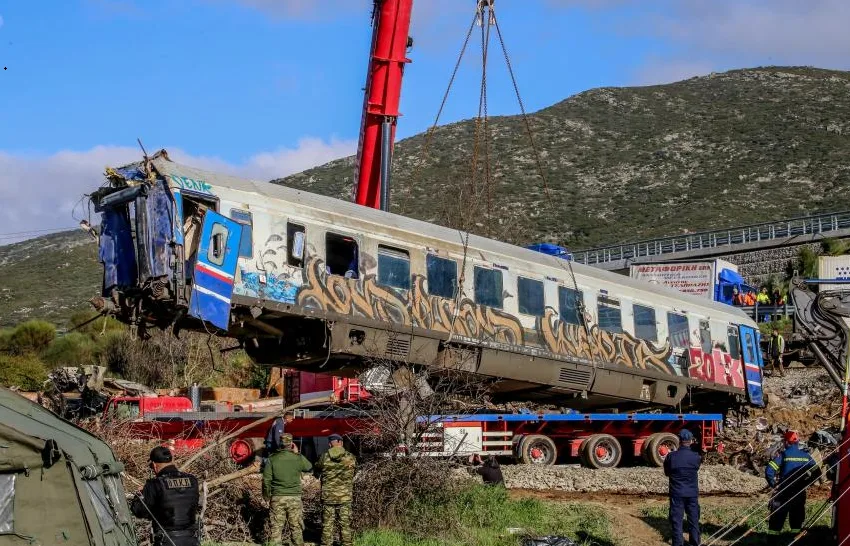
[188,210,243,330]
[738,325,765,406]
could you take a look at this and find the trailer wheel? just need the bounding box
[643,432,679,467]
[518,434,557,465]
[580,434,622,469]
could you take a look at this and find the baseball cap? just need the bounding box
[149,446,173,463]
[678,429,694,442]
[328,433,343,442]
[280,433,293,446]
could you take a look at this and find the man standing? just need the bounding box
[766,430,821,533]
[263,433,313,546]
[265,411,295,454]
[314,433,356,546]
[131,446,200,546]
[664,430,702,546]
[768,328,785,377]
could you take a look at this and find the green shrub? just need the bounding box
[0,329,13,353]
[42,332,98,367]
[8,320,56,355]
[0,354,48,391]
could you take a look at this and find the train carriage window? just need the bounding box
[325,233,359,278]
[558,286,584,325]
[378,245,411,290]
[474,266,503,309]
[426,255,458,299]
[207,222,229,266]
[700,320,713,354]
[229,209,253,258]
[667,312,690,348]
[287,223,305,267]
[597,295,623,333]
[633,304,658,341]
[517,277,545,316]
[727,326,741,360]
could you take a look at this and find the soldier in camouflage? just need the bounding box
[314,433,356,546]
[262,433,312,546]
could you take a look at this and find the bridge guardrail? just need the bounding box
[573,210,850,265]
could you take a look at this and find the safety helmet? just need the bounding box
[784,430,799,444]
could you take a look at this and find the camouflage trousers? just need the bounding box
[321,502,352,546]
[269,495,304,546]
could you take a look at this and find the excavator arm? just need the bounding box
[790,277,850,390]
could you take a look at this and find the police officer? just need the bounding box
[663,429,702,546]
[314,433,356,546]
[131,446,200,546]
[766,430,821,533]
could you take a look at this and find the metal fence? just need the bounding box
[573,210,850,266]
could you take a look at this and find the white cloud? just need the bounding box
[631,58,716,86]
[0,138,356,245]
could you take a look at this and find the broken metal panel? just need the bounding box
[98,206,137,295]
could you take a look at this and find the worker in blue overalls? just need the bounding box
[765,430,820,533]
[664,429,702,546]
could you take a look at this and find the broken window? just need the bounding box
[597,295,623,334]
[378,245,411,290]
[229,209,253,258]
[517,277,544,316]
[633,304,657,341]
[207,222,229,267]
[474,267,503,309]
[0,474,14,534]
[426,255,457,299]
[558,286,584,325]
[287,223,305,267]
[667,312,690,349]
[700,320,712,354]
[325,233,359,278]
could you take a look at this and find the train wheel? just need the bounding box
[644,432,679,467]
[518,434,557,465]
[581,434,622,469]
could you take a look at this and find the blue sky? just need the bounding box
[1,0,849,242]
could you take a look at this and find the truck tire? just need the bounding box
[580,434,622,469]
[518,434,557,465]
[643,432,679,467]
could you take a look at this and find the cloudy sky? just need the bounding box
[1,0,848,243]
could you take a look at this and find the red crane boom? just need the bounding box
[353,0,414,211]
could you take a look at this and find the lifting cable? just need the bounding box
[704,433,850,546]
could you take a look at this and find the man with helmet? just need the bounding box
[765,430,821,533]
[131,446,200,546]
[663,429,702,546]
[262,432,313,546]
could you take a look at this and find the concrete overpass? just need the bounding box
[572,210,850,282]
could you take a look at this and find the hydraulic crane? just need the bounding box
[353,0,415,212]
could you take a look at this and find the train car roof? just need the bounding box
[145,153,754,322]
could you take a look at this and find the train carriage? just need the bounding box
[91,150,765,413]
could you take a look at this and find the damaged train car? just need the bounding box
[89,150,765,412]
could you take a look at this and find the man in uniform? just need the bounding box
[131,446,200,546]
[314,433,356,546]
[663,429,702,546]
[767,328,786,377]
[263,433,312,546]
[766,430,821,533]
[265,411,295,454]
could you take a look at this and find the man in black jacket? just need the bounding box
[664,430,702,546]
[131,446,200,546]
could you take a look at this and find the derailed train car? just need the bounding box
[90,150,765,412]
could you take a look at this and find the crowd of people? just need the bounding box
[731,286,787,307]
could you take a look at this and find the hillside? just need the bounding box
[3,66,850,325]
[277,66,850,248]
[0,230,101,327]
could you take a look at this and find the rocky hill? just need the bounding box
[277,66,850,248]
[3,66,850,325]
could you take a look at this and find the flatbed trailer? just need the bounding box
[406,412,723,468]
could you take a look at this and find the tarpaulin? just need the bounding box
[526,243,572,261]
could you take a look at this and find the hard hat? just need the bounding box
[784,430,799,443]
